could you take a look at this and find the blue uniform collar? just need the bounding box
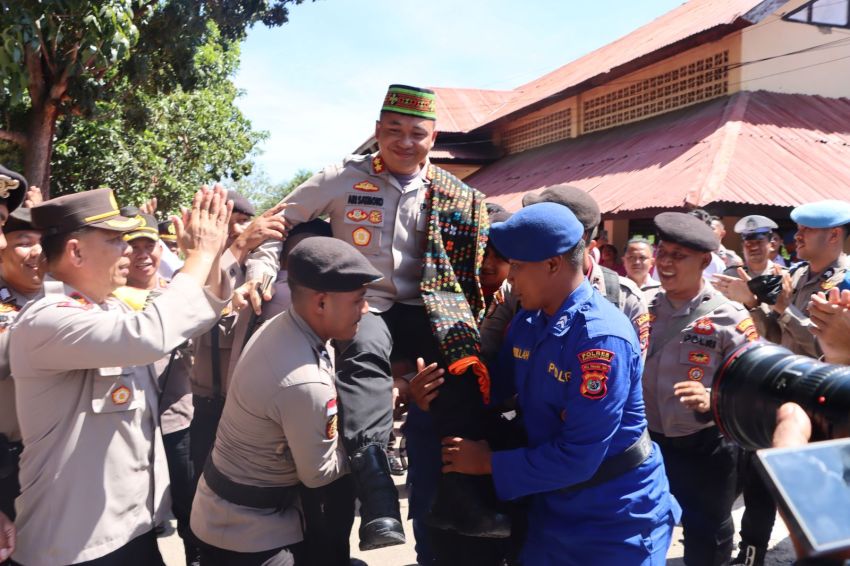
[526,279,594,339]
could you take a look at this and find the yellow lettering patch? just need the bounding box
[512,347,530,360]
[547,362,572,383]
[578,349,615,364]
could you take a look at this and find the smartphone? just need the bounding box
[756,438,850,558]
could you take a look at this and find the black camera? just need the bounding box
[711,342,850,451]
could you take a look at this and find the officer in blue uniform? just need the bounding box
[442,203,680,566]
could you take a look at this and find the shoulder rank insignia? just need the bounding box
[372,156,385,175]
[57,292,94,310]
[736,318,758,342]
[326,398,338,440]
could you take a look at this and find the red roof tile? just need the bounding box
[466,91,850,214]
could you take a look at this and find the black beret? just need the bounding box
[654,212,719,252]
[288,236,383,292]
[0,165,28,213]
[227,190,256,217]
[288,218,332,239]
[522,184,601,232]
[3,207,36,234]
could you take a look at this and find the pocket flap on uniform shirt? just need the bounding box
[92,368,143,413]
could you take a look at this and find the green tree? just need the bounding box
[230,168,312,214]
[50,22,267,214]
[0,0,302,196]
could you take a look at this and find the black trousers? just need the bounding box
[333,311,394,453]
[652,427,739,566]
[380,304,485,440]
[299,475,356,566]
[190,394,225,484]
[0,441,20,521]
[71,530,165,566]
[198,541,302,566]
[737,449,777,548]
[163,426,198,552]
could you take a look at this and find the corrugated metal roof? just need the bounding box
[466,91,850,214]
[431,87,515,133]
[430,0,774,133]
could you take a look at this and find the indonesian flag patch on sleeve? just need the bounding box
[326,398,338,440]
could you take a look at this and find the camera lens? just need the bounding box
[711,342,850,450]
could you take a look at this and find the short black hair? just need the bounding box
[563,238,586,270]
[41,227,93,265]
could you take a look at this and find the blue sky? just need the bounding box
[234,0,685,184]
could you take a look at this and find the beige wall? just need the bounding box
[741,0,850,97]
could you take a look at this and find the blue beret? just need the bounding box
[790,200,850,229]
[489,202,583,261]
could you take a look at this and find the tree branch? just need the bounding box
[0,129,27,147]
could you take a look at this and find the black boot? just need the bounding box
[427,472,511,538]
[350,444,406,551]
[731,541,766,566]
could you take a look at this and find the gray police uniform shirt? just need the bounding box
[246,153,432,313]
[191,309,349,553]
[0,278,40,445]
[643,282,758,437]
[10,273,229,565]
[722,260,783,345]
[778,254,850,358]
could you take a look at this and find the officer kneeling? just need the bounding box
[191,237,383,566]
[442,203,680,566]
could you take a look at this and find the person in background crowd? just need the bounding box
[768,230,787,268]
[188,199,287,487]
[622,237,662,302]
[113,213,201,566]
[771,200,850,358]
[712,215,784,344]
[710,216,743,268]
[0,166,31,531]
[599,243,626,276]
[10,186,231,565]
[191,237,382,566]
[442,203,680,565]
[645,212,759,566]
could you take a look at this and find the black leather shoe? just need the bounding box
[427,472,511,538]
[730,542,766,566]
[351,444,406,551]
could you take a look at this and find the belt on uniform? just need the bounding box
[650,426,719,450]
[203,457,298,510]
[560,428,652,494]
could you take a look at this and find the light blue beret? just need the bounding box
[790,200,850,229]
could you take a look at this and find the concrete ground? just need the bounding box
[159,471,796,566]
